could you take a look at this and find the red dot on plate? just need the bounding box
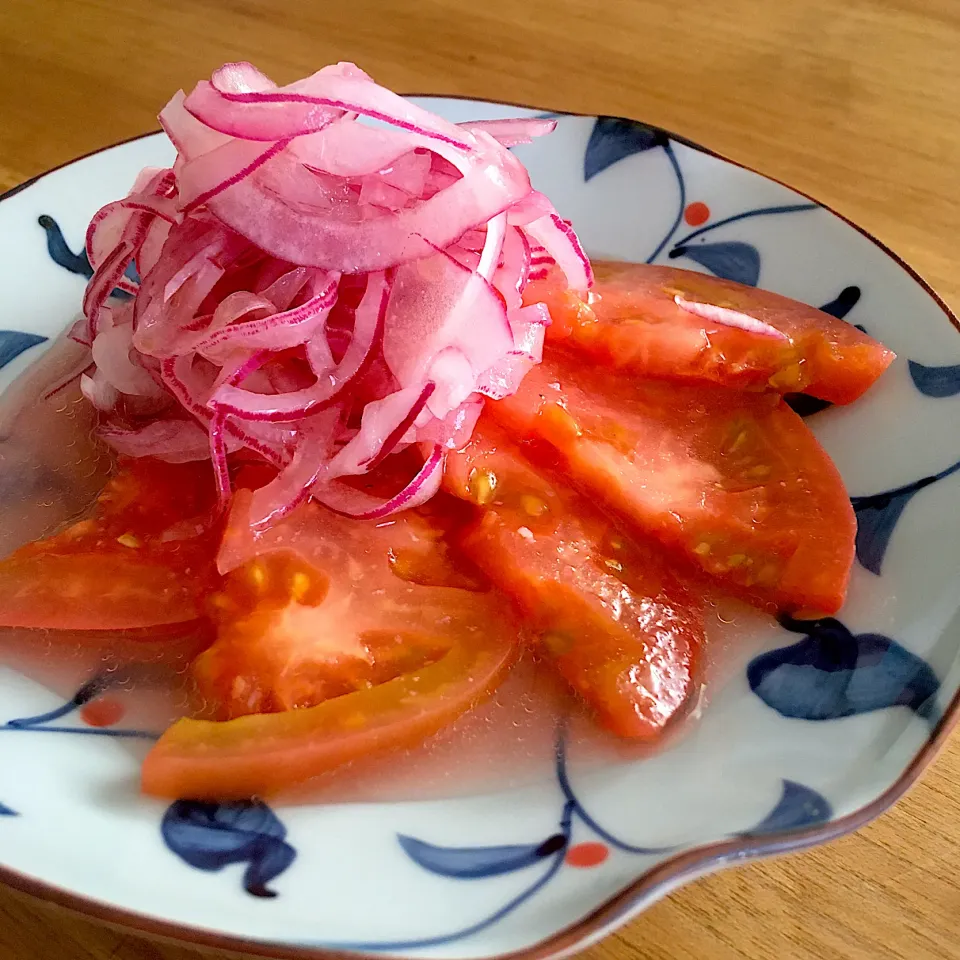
[80,697,125,728]
[565,842,609,868]
[684,201,710,226]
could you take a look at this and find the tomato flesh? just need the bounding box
[143,492,520,799]
[490,350,856,614]
[527,262,895,403]
[0,459,221,630]
[445,423,704,739]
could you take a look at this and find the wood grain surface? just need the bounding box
[1,0,959,958]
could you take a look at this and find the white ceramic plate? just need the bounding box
[1,97,959,960]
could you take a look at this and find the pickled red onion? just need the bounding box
[78,60,591,528]
[673,295,792,341]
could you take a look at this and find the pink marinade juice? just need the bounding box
[0,334,771,805]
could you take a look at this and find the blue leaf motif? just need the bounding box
[161,800,296,898]
[908,360,960,399]
[0,802,18,817]
[38,215,93,277]
[742,780,832,836]
[784,394,833,418]
[669,241,760,286]
[852,489,918,575]
[819,285,862,320]
[398,834,566,880]
[747,616,940,722]
[851,458,960,575]
[584,117,667,182]
[0,331,47,371]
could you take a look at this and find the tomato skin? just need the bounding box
[527,262,895,404]
[0,459,221,631]
[142,491,521,799]
[445,424,704,740]
[490,350,856,615]
[142,634,515,801]
[0,555,211,630]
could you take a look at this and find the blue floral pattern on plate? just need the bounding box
[749,616,940,724]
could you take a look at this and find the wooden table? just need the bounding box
[1,0,959,958]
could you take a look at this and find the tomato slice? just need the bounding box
[0,459,221,630]
[445,423,704,739]
[489,350,856,615]
[526,262,895,403]
[142,493,519,799]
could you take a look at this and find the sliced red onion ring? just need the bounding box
[98,419,213,462]
[210,270,390,421]
[476,213,507,282]
[673,295,792,341]
[211,61,277,94]
[160,91,232,161]
[207,132,532,273]
[458,118,557,147]
[312,444,444,520]
[82,60,591,532]
[384,248,513,406]
[91,323,164,397]
[178,137,292,213]
[474,304,548,400]
[522,212,593,290]
[247,409,341,529]
[492,226,531,309]
[209,409,232,509]
[80,369,119,412]
[416,395,483,450]
[327,381,436,479]
[184,64,473,149]
[83,240,137,323]
[505,190,554,226]
[198,276,338,359]
[259,266,313,310]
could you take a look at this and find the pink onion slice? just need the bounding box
[184,64,473,149]
[416,395,483,450]
[673,295,792,341]
[209,409,232,509]
[80,369,119,412]
[492,226,531,309]
[247,409,342,529]
[259,266,313,311]
[99,419,212,463]
[383,248,513,407]
[91,323,163,397]
[82,240,137,323]
[198,276,338,359]
[522,212,593,290]
[178,137,292,213]
[206,131,532,273]
[458,118,557,147]
[312,444,444,520]
[326,381,436,479]
[476,213,507,282]
[210,270,390,421]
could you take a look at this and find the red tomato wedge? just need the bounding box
[0,459,221,631]
[489,350,856,615]
[526,262,895,403]
[142,492,519,800]
[444,423,704,739]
